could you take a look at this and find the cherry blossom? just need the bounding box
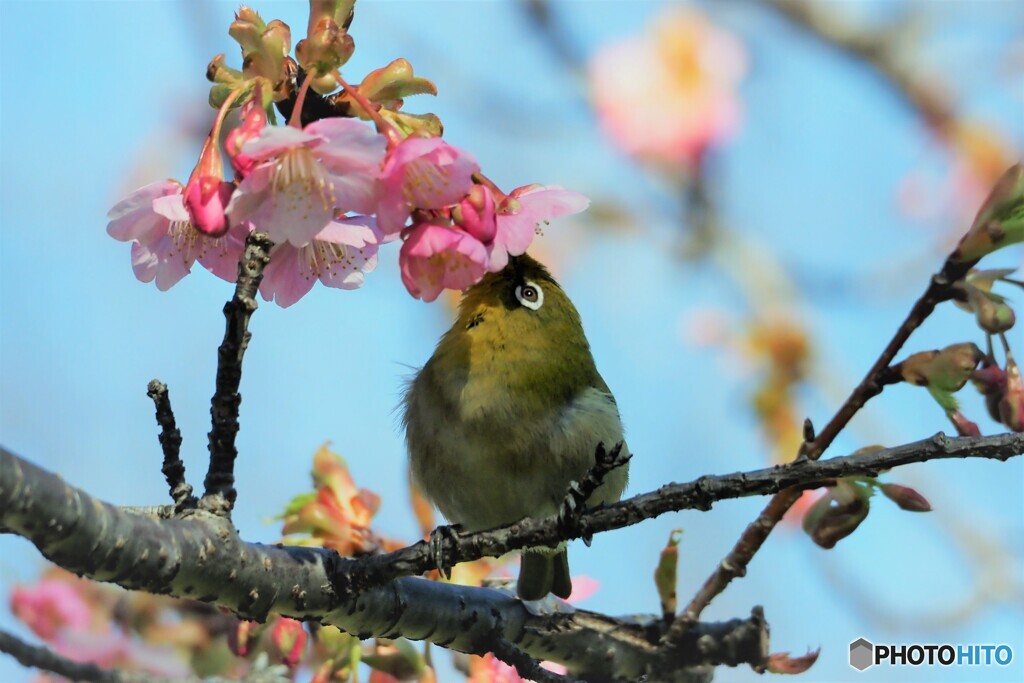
[589,6,746,165]
[399,221,489,302]
[259,215,382,307]
[107,179,244,290]
[227,118,386,246]
[489,184,590,272]
[10,579,92,641]
[376,136,479,239]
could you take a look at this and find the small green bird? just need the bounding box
[403,254,629,600]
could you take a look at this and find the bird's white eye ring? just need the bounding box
[515,280,544,310]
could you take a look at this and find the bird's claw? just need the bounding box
[558,480,584,531]
[428,524,461,580]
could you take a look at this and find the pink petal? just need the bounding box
[240,125,322,162]
[383,137,478,210]
[259,244,317,308]
[330,172,382,216]
[151,193,191,223]
[199,222,249,282]
[513,185,591,219]
[400,223,487,302]
[106,179,182,243]
[306,118,387,174]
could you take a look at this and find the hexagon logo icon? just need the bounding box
[849,638,874,671]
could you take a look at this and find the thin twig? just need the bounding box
[202,231,273,512]
[146,379,194,510]
[0,628,123,683]
[490,638,581,683]
[671,256,977,637]
[340,429,1018,594]
[760,0,953,130]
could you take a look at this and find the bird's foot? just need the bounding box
[428,524,462,580]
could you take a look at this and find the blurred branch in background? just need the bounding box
[519,0,1024,651]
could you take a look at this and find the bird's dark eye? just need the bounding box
[515,280,544,310]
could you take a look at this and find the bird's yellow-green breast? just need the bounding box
[403,254,629,599]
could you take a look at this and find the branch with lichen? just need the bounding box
[0,445,768,682]
[2,428,1022,679]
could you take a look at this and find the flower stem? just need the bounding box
[333,70,400,145]
[289,70,316,128]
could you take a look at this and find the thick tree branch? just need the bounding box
[2,430,1019,680]
[673,256,978,636]
[202,232,273,511]
[0,446,766,681]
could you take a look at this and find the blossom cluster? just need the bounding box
[107,6,588,307]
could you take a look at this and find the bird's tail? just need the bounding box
[518,550,572,600]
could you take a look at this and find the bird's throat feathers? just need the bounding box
[430,255,601,416]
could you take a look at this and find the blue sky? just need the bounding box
[1,1,1022,681]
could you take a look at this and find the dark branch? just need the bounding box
[0,628,124,683]
[761,0,953,129]
[0,445,762,680]
[340,431,1021,594]
[202,231,273,511]
[146,379,193,510]
[490,638,580,683]
[674,255,977,633]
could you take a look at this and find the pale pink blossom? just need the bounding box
[376,137,479,239]
[227,118,386,246]
[589,6,746,165]
[10,579,92,641]
[566,575,600,603]
[489,185,590,272]
[259,215,381,307]
[108,180,244,290]
[54,631,190,677]
[399,222,488,302]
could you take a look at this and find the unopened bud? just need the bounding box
[948,409,981,437]
[363,640,426,680]
[452,185,497,243]
[953,163,1024,262]
[999,357,1024,432]
[360,58,438,105]
[879,483,932,512]
[802,481,870,549]
[184,135,233,237]
[971,359,1008,422]
[380,109,443,137]
[899,343,984,392]
[270,617,307,669]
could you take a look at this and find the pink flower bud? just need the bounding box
[225,86,269,176]
[879,483,932,512]
[184,136,234,237]
[270,617,307,668]
[451,185,497,244]
[972,360,1008,422]
[949,410,981,437]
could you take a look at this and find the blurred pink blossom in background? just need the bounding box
[589,6,746,166]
